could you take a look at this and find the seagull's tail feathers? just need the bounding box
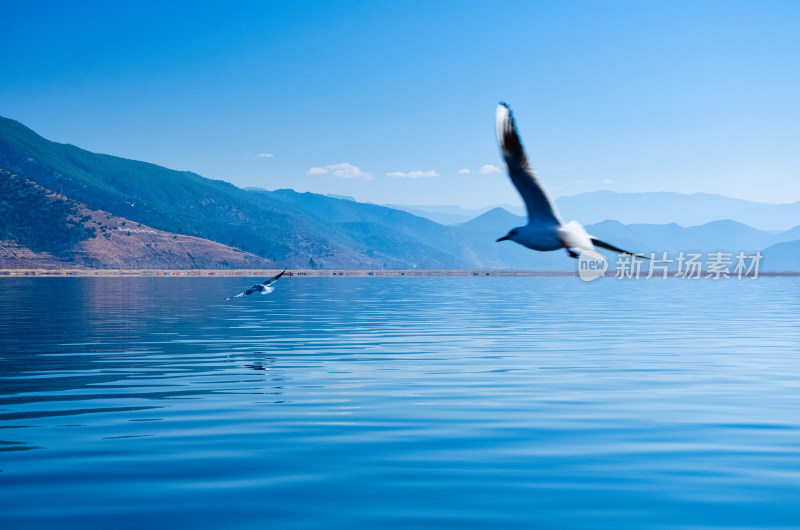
[590,238,651,260]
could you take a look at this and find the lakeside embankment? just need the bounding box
[1,269,798,278]
[0,269,578,278]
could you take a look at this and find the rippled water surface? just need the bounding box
[1,276,800,529]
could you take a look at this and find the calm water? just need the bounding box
[1,276,799,529]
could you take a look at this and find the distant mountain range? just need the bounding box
[391,192,800,232]
[382,203,525,225]
[458,207,800,271]
[556,191,800,232]
[1,114,799,271]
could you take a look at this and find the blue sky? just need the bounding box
[2,1,799,207]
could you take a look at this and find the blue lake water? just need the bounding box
[1,276,799,529]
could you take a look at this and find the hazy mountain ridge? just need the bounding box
[387,191,800,233]
[382,203,525,225]
[259,189,480,266]
[759,240,800,272]
[555,191,800,231]
[459,208,800,270]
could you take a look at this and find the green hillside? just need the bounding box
[0,169,93,254]
[0,116,468,268]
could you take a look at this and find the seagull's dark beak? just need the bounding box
[496,235,509,242]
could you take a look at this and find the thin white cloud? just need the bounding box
[479,164,501,174]
[458,168,471,174]
[602,178,614,184]
[386,169,439,178]
[307,163,372,180]
[257,153,274,158]
[328,163,372,180]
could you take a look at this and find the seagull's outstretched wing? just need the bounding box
[225,291,247,301]
[496,103,562,226]
[261,269,286,287]
[590,238,651,260]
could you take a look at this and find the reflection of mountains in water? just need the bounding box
[0,279,293,452]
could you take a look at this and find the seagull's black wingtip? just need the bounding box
[499,101,510,109]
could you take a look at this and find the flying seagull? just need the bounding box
[226,270,287,300]
[495,103,646,259]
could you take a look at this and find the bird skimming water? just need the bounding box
[495,103,646,259]
[226,270,287,300]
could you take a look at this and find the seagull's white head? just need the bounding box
[496,226,525,243]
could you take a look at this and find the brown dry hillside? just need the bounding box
[0,170,274,269]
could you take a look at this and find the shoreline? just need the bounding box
[0,269,578,278]
[1,269,799,278]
